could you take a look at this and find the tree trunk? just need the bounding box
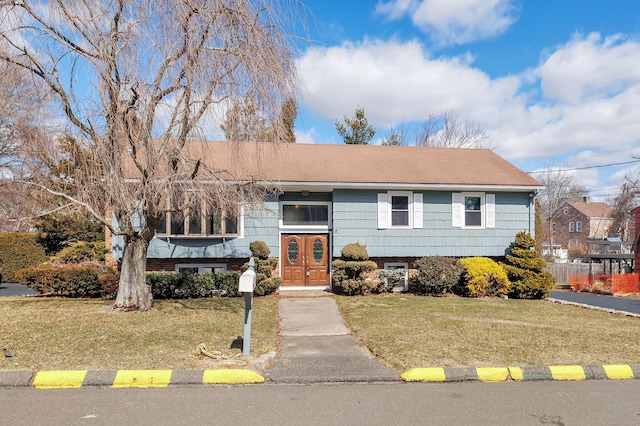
[115,234,152,311]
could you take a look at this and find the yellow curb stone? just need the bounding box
[549,365,586,381]
[603,364,634,380]
[112,370,172,388]
[401,368,446,382]
[202,369,264,384]
[508,367,524,381]
[476,367,509,382]
[33,370,87,389]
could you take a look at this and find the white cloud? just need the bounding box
[297,33,640,190]
[298,39,521,128]
[539,33,640,104]
[376,0,520,46]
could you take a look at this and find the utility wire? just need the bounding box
[527,159,640,174]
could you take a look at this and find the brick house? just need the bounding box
[549,196,613,255]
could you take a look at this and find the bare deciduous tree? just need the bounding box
[414,110,493,149]
[0,0,302,310]
[534,161,588,249]
[609,179,639,240]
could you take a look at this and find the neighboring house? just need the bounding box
[548,196,613,253]
[110,142,542,290]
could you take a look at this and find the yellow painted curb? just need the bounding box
[508,367,524,381]
[549,365,586,381]
[476,367,509,382]
[112,370,172,388]
[33,370,87,389]
[202,369,264,384]
[401,368,446,382]
[603,364,634,380]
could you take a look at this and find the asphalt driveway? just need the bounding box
[0,284,36,297]
[549,291,640,315]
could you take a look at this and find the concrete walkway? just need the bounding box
[264,297,400,384]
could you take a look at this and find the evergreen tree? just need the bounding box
[502,231,555,299]
[335,106,375,145]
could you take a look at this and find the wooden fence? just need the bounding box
[545,263,604,284]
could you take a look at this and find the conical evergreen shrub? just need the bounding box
[502,231,555,299]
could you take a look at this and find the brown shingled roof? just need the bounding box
[568,201,613,218]
[186,141,541,189]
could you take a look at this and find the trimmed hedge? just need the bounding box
[0,233,48,283]
[147,271,241,299]
[459,257,510,297]
[409,256,463,295]
[332,243,377,296]
[15,263,118,298]
[239,241,281,296]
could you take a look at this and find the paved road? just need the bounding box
[0,283,36,297]
[550,290,640,315]
[2,381,640,425]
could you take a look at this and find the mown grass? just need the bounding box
[0,297,277,370]
[336,294,640,371]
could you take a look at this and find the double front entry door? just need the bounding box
[281,234,330,286]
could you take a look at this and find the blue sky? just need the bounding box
[291,0,640,200]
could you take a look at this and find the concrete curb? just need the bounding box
[402,364,640,383]
[0,369,265,389]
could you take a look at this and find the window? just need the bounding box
[551,222,557,232]
[391,195,409,226]
[452,193,495,228]
[564,206,569,214]
[282,205,329,226]
[383,262,409,291]
[569,221,575,232]
[377,192,423,229]
[279,202,331,229]
[175,264,227,274]
[576,221,582,232]
[157,207,240,237]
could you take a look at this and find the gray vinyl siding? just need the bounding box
[332,189,533,258]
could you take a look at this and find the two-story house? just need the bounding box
[549,196,613,256]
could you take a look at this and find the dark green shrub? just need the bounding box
[0,232,48,282]
[16,263,117,298]
[51,241,107,263]
[502,231,555,299]
[340,243,369,261]
[409,256,463,295]
[332,243,377,296]
[459,257,510,297]
[249,240,271,260]
[147,271,240,299]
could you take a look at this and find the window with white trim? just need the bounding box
[576,221,582,232]
[569,221,575,232]
[175,264,227,274]
[452,193,495,229]
[377,192,423,229]
[564,206,569,214]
